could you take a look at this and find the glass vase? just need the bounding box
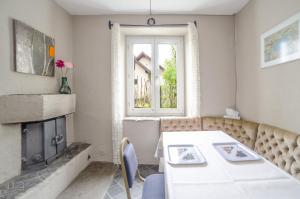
[59,77,71,94]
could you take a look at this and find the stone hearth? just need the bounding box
[0,143,91,199]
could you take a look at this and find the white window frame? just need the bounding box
[126,36,184,116]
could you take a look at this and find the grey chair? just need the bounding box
[120,137,165,199]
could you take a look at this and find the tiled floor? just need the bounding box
[104,165,159,199]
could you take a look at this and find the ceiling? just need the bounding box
[55,0,250,15]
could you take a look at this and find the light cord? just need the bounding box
[150,0,152,16]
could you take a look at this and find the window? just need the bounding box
[127,37,184,116]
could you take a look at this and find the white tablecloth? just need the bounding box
[163,131,300,199]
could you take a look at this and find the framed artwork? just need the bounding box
[13,19,55,76]
[261,12,300,68]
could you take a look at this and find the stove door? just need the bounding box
[22,122,44,166]
[56,117,66,154]
[43,120,57,161]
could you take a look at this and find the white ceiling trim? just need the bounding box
[55,0,250,15]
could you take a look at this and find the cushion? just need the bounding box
[123,143,138,188]
[202,117,258,149]
[142,174,165,199]
[254,124,298,175]
[291,136,300,180]
[160,117,201,132]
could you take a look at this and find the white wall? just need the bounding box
[123,119,160,164]
[235,0,300,133]
[0,0,73,183]
[0,124,20,184]
[73,15,236,162]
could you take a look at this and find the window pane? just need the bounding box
[133,44,152,108]
[158,44,177,109]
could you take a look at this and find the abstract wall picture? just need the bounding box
[13,19,55,76]
[261,12,300,68]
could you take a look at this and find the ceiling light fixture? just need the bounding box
[108,0,197,30]
[147,0,156,26]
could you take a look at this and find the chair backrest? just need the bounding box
[120,137,138,199]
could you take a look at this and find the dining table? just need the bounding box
[162,131,300,199]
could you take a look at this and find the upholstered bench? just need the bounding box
[292,137,300,179]
[202,117,258,149]
[160,117,202,132]
[254,124,300,179]
[201,116,300,180]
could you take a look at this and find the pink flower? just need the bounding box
[64,62,74,69]
[56,60,65,68]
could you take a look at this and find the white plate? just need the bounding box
[167,144,207,165]
[213,142,261,162]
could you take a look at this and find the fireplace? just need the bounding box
[21,116,67,170]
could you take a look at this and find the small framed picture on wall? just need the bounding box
[261,12,300,68]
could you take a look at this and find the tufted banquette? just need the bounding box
[202,117,258,149]
[254,124,300,178]
[160,116,300,180]
[292,137,300,179]
[160,117,202,132]
[201,117,300,180]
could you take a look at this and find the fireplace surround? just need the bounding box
[0,94,76,183]
[21,116,67,170]
[0,94,91,199]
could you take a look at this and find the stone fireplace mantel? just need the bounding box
[0,94,76,124]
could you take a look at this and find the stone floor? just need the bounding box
[0,160,159,199]
[104,165,159,199]
[57,162,114,199]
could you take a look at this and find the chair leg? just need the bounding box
[125,187,131,199]
[121,165,132,199]
[137,170,145,182]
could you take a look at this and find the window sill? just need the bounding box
[123,117,160,121]
[123,115,189,122]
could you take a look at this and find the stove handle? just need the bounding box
[52,134,65,145]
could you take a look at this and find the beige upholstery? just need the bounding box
[254,124,298,176]
[202,117,258,149]
[291,137,300,180]
[160,117,201,132]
